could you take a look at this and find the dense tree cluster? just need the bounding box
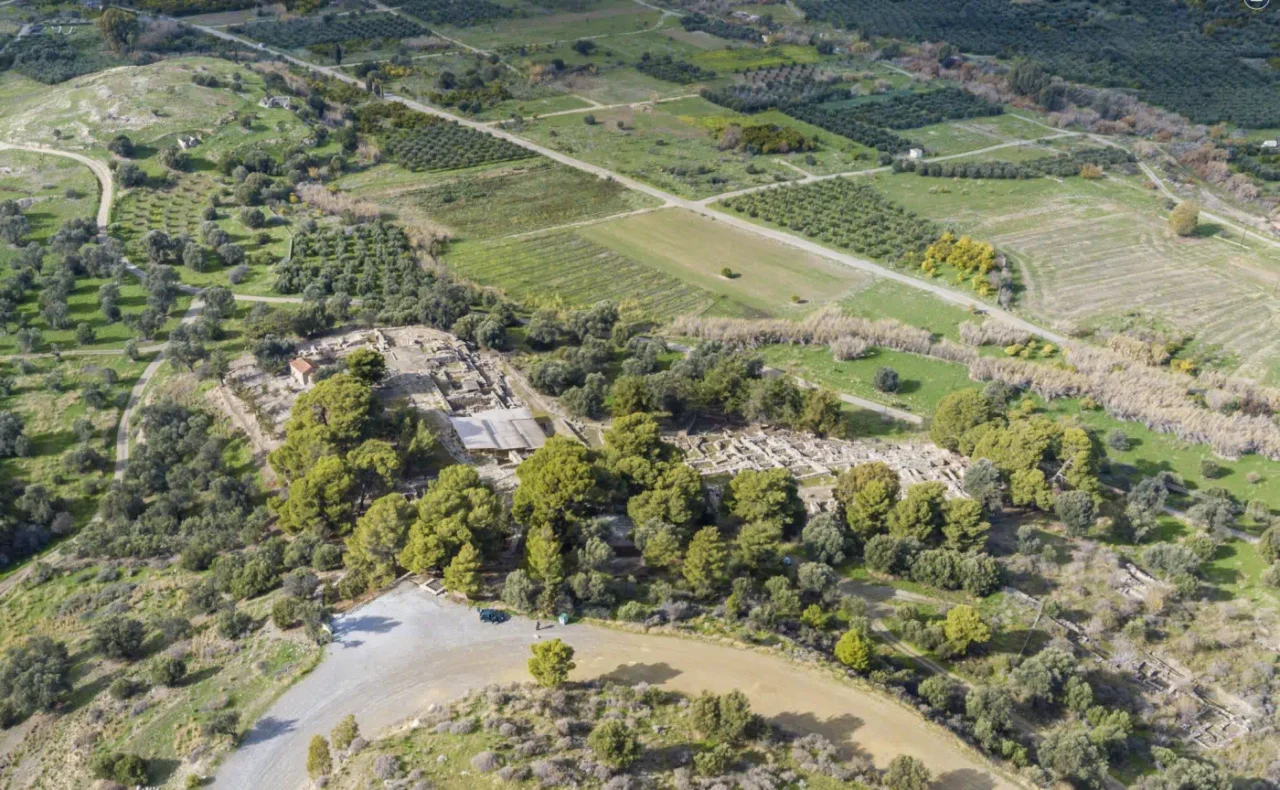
[679,13,760,41]
[1229,143,1280,182]
[77,400,263,560]
[721,178,938,261]
[230,13,427,49]
[0,34,120,84]
[396,0,511,26]
[126,0,256,15]
[794,0,1280,126]
[275,221,473,328]
[635,53,715,85]
[931,388,1102,515]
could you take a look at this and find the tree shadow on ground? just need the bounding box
[598,661,682,686]
[240,715,297,746]
[769,710,867,762]
[332,615,400,640]
[147,758,182,785]
[181,664,223,687]
[934,768,996,790]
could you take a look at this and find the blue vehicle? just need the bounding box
[478,608,508,624]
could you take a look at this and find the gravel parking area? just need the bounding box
[214,583,1017,790]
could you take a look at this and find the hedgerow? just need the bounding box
[127,0,256,15]
[893,146,1136,179]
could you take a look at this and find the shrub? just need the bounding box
[1054,491,1096,536]
[1168,201,1199,236]
[91,616,146,661]
[588,719,640,768]
[834,629,872,672]
[884,755,932,790]
[873,366,900,393]
[528,639,575,687]
[150,656,187,687]
[1106,429,1130,451]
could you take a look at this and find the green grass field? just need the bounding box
[689,43,824,73]
[376,159,660,241]
[761,343,974,416]
[904,112,1050,156]
[516,96,802,198]
[578,208,870,315]
[0,148,99,252]
[0,355,151,524]
[1040,398,1280,516]
[839,279,979,342]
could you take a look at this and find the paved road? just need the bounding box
[187,21,1069,346]
[213,583,1020,790]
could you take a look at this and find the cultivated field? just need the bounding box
[445,229,727,319]
[577,208,872,314]
[112,173,289,292]
[516,96,803,198]
[871,171,1280,382]
[437,0,663,50]
[375,160,660,241]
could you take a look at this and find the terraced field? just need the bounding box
[445,230,726,319]
[871,171,1280,383]
[993,209,1280,381]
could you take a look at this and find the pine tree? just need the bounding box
[525,524,564,585]
[443,542,481,597]
[682,527,728,597]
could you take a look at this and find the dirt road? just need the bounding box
[213,584,1018,790]
[0,142,114,232]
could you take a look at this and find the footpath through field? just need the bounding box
[212,583,1023,790]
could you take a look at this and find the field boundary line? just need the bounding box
[502,207,662,240]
